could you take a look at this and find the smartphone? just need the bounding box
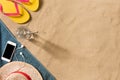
[1,41,16,62]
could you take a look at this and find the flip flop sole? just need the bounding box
[9,8,30,23]
[18,0,39,11]
[0,0,30,23]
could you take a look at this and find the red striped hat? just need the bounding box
[0,61,43,80]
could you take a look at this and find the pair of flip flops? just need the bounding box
[0,0,39,23]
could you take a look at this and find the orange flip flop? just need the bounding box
[13,0,39,11]
[0,0,30,23]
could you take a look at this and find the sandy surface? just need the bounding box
[1,0,120,80]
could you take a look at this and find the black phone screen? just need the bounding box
[3,44,15,59]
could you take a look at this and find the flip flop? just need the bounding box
[13,0,39,11]
[0,0,30,23]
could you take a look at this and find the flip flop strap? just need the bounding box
[16,0,29,2]
[15,0,32,4]
[0,4,3,12]
[0,2,21,16]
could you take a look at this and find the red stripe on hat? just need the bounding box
[6,71,32,80]
[12,71,32,80]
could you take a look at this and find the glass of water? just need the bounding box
[16,26,38,40]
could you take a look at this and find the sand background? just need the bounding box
[1,0,120,80]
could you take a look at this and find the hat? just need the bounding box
[0,61,43,80]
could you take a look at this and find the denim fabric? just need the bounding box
[0,20,55,80]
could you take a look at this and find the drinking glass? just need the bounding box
[16,26,38,40]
